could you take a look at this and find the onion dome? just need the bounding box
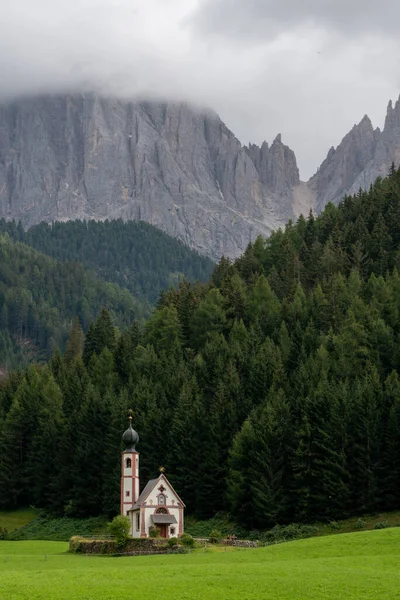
[122,414,139,451]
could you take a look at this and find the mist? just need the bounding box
[1,0,399,178]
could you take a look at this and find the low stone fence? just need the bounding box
[194,538,258,548]
[69,536,184,556]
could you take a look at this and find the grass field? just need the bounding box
[1,529,400,599]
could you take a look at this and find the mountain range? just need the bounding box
[0,93,399,260]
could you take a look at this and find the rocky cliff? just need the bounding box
[0,94,299,260]
[307,97,400,213]
[0,93,399,260]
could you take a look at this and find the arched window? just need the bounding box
[125,458,132,469]
[158,494,166,505]
[155,507,168,514]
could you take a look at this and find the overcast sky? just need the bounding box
[1,0,399,179]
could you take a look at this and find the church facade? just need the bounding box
[120,417,185,538]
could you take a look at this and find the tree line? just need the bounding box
[1,167,400,529]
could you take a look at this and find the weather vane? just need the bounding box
[159,466,165,474]
[128,408,134,422]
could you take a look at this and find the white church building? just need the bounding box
[120,416,185,538]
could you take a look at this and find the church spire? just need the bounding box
[122,409,139,451]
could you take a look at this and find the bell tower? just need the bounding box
[120,411,140,517]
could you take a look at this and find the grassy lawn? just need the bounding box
[0,509,37,532]
[1,529,400,599]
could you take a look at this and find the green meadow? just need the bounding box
[1,529,400,600]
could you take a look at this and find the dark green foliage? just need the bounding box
[260,523,319,544]
[2,168,400,528]
[0,235,148,366]
[7,516,108,541]
[0,219,214,304]
[179,533,195,547]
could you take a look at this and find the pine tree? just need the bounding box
[64,316,84,365]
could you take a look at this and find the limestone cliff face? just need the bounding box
[308,97,400,213]
[1,92,400,260]
[0,94,297,260]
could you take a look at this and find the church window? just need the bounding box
[125,458,132,469]
[156,508,168,514]
[126,491,130,497]
[170,528,176,536]
[136,513,140,531]
[158,494,166,505]
[158,485,166,493]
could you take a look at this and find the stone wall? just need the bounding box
[194,538,258,548]
[69,536,183,556]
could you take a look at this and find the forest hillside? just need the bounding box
[0,219,214,304]
[0,236,148,368]
[1,168,400,527]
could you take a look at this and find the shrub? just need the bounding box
[374,521,389,530]
[261,523,319,545]
[355,518,367,529]
[107,515,131,547]
[209,529,223,544]
[328,521,340,530]
[6,516,108,541]
[0,527,8,540]
[69,535,85,553]
[167,537,178,548]
[148,526,159,538]
[180,533,195,548]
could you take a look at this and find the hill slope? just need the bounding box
[0,218,214,304]
[2,169,400,524]
[0,234,148,367]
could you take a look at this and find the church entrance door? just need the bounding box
[158,524,168,538]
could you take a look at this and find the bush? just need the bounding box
[374,521,389,530]
[180,533,195,548]
[261,523,319,545]
[6,516,108,541]
[328,521,340,531]
[148,526,159,538]
[184,513,248,540]
[355,518,367,529]
[209,529,223,544]
[0,527,8,540]
[248,530,261,541]
[69,535,85,553]
[107,515,131,547]
[167,537,178,548]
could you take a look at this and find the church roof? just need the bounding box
[151,514,177,525]
[127,474,186,512]
[128,478,159,511]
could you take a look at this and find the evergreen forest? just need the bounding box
[0,219,213,368]
[2,169,400,529]
[0,236,148,369]
[0,219,214,304]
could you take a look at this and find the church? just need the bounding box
[120,415,185,539]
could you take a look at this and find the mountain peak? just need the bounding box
[384,97,400,131]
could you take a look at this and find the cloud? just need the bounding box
[0,0,399,179]
[191,0,400,40]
